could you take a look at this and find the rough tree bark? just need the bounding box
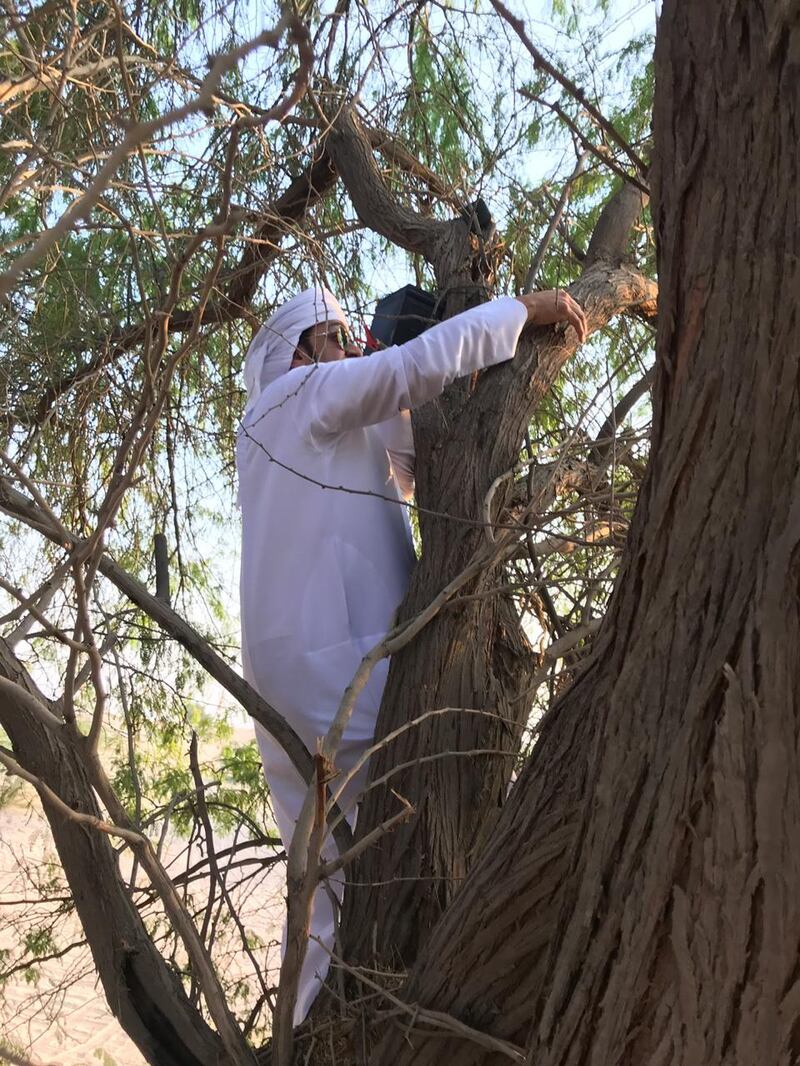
[325,107,655,973]
[0,643,228,1066]
[365,3,800,1063]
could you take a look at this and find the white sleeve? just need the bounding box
[298,297,528,443]
[373,410,415,501]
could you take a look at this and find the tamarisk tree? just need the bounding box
[1,0,794,1064]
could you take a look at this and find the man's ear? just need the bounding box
[291,345,312,369]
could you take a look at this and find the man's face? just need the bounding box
[296,319,362,364]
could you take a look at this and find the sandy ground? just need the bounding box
[0,796,285,1065]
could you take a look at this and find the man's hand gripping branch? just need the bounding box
[516,288,588,343]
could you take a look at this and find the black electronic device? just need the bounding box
[364,284,440,355]
[460,196,494,236]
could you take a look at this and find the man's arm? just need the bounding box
[298,291,586,443]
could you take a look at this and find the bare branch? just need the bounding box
[490,0,648,181]
[329,706,518,815]
[366,126,461,208]
[285,113,459,205]
[319,792,414,878]
[590,366,656,471]
[542,619,602,661]
[524,151,588,292]
[188,733,273,1007]
[84,751,257,1066]
[320,941,526,1062]
[520,88,646,191]
[4,565,70,647]
[0,747,143,846]
[0,674,63,732]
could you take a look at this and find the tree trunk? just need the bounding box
[322,109,654,979]
[369,3,800,1062]
[336,188,654,970]
[0,643,227,1066]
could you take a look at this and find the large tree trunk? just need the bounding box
[342,255,654,971]
[368,2,800,1062]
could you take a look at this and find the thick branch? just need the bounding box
[218,150,337,317]
[286,114,459,207]
[326,104,450,257]
[585,181,650,266]
[0,642,227,1066]
[366,126,460,208]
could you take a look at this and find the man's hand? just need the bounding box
[516,289,588,343]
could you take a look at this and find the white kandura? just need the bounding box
[237,294,528,1021]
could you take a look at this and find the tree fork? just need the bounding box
[325,102,655,976]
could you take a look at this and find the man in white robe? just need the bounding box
[237,284,586,1021]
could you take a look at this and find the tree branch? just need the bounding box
[490,0,649,182]
[321,941,526,1062]
[584,181,649,266]
[0,478,354,853]
[0,641,228,1065]
[326,104,450,257]
[523,151,588,293]
[590,366,655,471]
[23,149,337,428]
[0,13,312,301]
[286,114,459,207]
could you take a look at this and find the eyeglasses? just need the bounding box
[302,323,363,359]
[327,325,351,351]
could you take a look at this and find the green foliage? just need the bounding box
[397,10,484,181]
[23,926,55,958]
[94,1049,122,1066]
[0,770,24,809]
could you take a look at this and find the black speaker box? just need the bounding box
[365,285,440,353]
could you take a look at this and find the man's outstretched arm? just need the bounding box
[298,290,586,443]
